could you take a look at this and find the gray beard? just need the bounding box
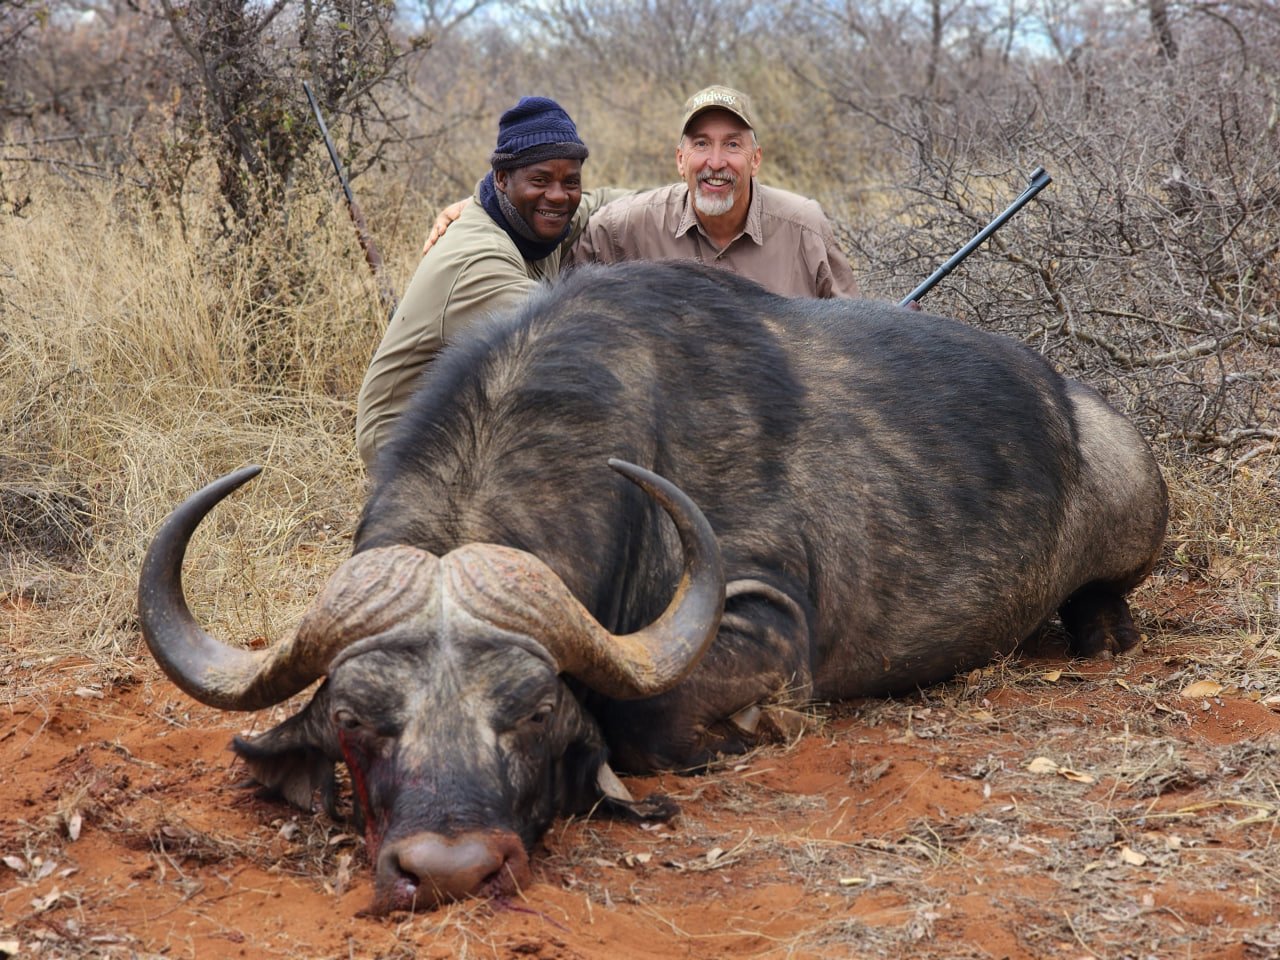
[693,183,736,217]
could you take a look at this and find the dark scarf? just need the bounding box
[478,172,569,262]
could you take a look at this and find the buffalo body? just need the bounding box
[139,261,1167,913]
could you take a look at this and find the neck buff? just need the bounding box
[478,172,570,262]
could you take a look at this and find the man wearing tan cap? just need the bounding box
[568,84,858,299]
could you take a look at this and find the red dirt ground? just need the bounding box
[3,613,1280,959]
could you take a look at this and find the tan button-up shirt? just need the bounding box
[569,180,859,299]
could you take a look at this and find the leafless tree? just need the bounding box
[798,0,1280,464]
[140,0,417,232]
[4,0,1275,463]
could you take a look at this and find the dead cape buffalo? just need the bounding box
[138,260,1168,914]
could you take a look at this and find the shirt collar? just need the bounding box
[675,178,764,246]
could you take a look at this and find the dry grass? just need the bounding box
[2,166,391,676]
[3,153,1280,960]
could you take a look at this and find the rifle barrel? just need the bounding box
[899,166,1052,308]
[303,82,396,311]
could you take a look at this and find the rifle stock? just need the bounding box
[303,81,398,313]
[900,166,1052,308]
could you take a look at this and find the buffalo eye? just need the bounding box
[333,708,362,731]
[524,704,554,728]
[333,708,399,761]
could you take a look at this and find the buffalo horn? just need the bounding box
[446,459,725,700]
[137,467,439,711]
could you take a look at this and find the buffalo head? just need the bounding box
[137,460,724,913]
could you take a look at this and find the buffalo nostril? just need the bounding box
[376,831,529,909]
[400,837,497,894]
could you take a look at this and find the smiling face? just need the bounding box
[676,109,762,225]
[495,158,584,241]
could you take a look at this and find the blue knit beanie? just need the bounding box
[489,97,589,171]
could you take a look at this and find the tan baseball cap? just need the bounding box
[680,85,756,134]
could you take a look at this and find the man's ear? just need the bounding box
[494,169,509,194]
[750,144,762,179]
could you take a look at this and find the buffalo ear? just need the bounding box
[232,695,342,818]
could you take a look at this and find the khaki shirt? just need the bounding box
[356,185,626,469]
[569,180,859,299]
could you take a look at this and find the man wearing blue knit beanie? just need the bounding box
[356,97,628,470]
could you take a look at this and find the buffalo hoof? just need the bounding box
[731,703,807,741]
[1060,584,1143,658]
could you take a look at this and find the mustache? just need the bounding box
[697,168,738,187]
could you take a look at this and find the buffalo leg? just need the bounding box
[1059,582,1142,658]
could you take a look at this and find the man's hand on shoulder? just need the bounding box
[422,198,469,255]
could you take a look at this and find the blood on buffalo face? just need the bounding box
[237,630,607,914]
[139,461,727,915]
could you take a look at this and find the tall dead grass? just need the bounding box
[1,164,419,671]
